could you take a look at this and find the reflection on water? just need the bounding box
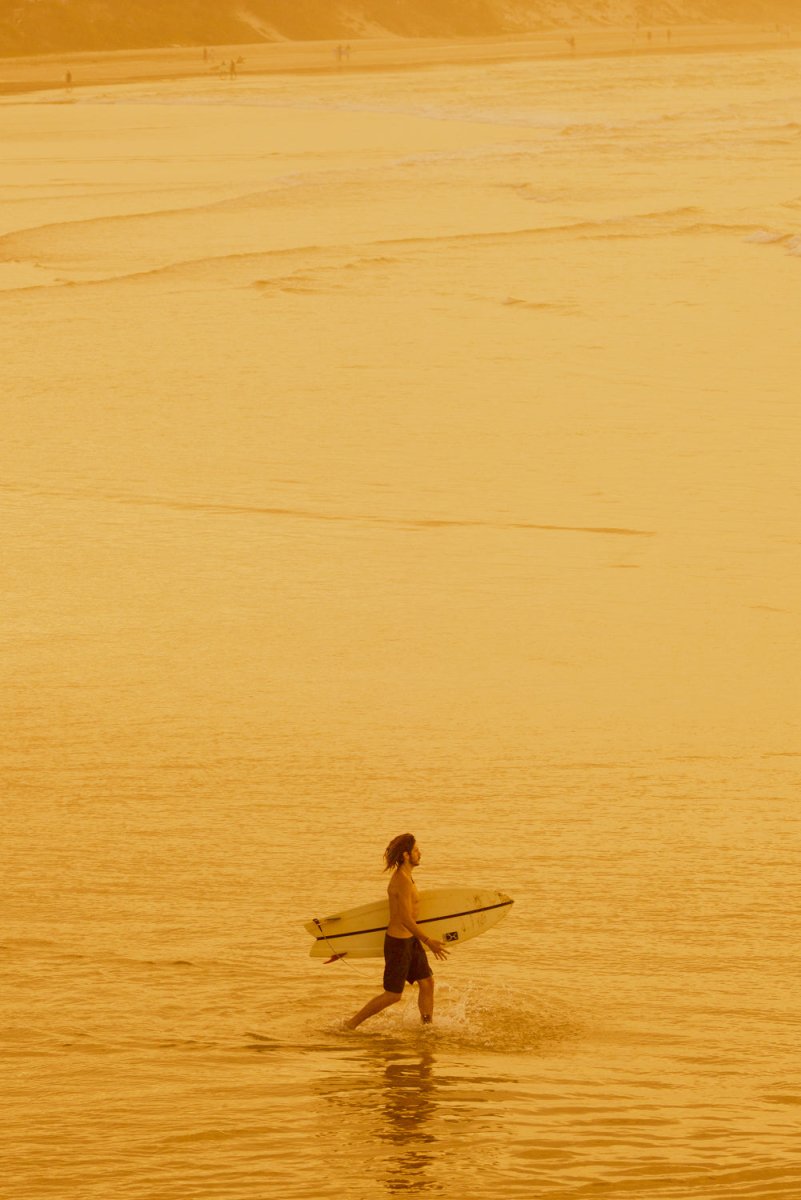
[315,1036,510,1197]
[378,1046,439,1194]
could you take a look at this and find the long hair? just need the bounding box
[384,832,416,872]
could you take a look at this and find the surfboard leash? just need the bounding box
[312,918,374,975]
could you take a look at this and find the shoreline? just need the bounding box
[1,25,799,98]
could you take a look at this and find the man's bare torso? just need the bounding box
[387,868,418,938]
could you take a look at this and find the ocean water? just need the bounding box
[3,45,801,1199]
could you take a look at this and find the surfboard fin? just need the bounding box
[324,953,347,964]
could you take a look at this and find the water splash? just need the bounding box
[364,981,586,1054]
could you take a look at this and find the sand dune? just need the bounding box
[0,0,797,58]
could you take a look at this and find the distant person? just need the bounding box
[566,36,576,53]
[344,44,352,61]
[65,70,72,90]
[229,58,236,79]
[344,834,449,1030]
[203,47,208,62]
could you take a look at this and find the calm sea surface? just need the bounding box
[3,44,801,1199]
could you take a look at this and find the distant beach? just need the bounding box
[1,24,799,97]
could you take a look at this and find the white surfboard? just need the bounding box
[305,887,513,959]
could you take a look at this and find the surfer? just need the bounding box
[345,834,449,1029]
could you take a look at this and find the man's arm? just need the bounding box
[396,876,449,960]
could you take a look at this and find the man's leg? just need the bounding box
[417,976,435,1024]
[345,990,403,1030]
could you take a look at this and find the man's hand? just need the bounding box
[426,938,449,960]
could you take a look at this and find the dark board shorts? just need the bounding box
[383,933,433,994]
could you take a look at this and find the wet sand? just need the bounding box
[1,24,799,96]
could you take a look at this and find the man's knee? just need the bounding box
[384,990,403,1005]
[418,976,434,995]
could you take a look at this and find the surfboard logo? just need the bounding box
[444,931,460,942]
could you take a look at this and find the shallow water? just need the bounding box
[3,45,801,1199]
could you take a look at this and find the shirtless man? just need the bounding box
[345,833,448,1029]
